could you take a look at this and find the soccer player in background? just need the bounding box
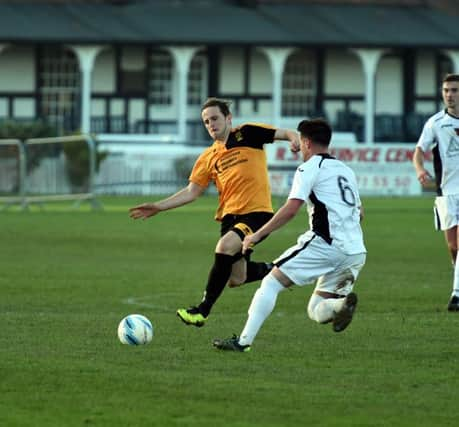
[129,97,300,326]
[213,118,367,352]
[413,73,459,311]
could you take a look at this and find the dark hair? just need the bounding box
[201,97,232,116]
[297,118,332,146]
[443,74,459,83]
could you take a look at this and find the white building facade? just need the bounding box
[0,0,458,144]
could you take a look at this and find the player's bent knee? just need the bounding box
[307,293,333,324]
[307,293,320,320]
[227,274,245,287]
[216,231,243,255]
[307,303,322,322]
[227,256,246,287]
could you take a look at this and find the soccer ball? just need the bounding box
[117,314,153,345]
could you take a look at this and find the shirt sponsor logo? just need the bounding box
[447,136,459,157]
[215,151,248,173]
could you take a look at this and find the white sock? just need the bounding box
[307,293,345,324]
[238,274,286,346]
[453,258,459,297]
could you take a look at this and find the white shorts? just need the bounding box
[434,195,459,231]
[274,231,366,296]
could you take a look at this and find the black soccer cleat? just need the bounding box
[213,334,251,352]
[447,295,459,312]
[332,292,358,332]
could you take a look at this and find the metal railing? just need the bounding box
[0,135,101,211]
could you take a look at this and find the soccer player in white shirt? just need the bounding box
[213,118,367,352]
[413,73,459,311]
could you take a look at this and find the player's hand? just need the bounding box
[242,234,259,254]
[289,137,301,153]
[129,203,161,219]
[417,170,433,186]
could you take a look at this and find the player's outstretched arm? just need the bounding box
[274,128,300,153]
[129,182,205,220]
[242,198,303,253]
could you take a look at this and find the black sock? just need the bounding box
[198,253,234,317]
[244,261,273,283]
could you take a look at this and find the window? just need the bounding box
[436,54,454,109]
[188,54,207,105]
[119,46,147,95]
[438,54,453,80]
[148,50,173,105]
[38,46,80,133]
[282,50,316,116]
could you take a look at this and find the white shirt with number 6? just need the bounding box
[289,153,366,255]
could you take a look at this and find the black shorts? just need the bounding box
[220,211,274,240]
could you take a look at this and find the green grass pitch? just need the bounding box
[1,195,458,426]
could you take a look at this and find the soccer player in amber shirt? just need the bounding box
[130,98,300,326]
